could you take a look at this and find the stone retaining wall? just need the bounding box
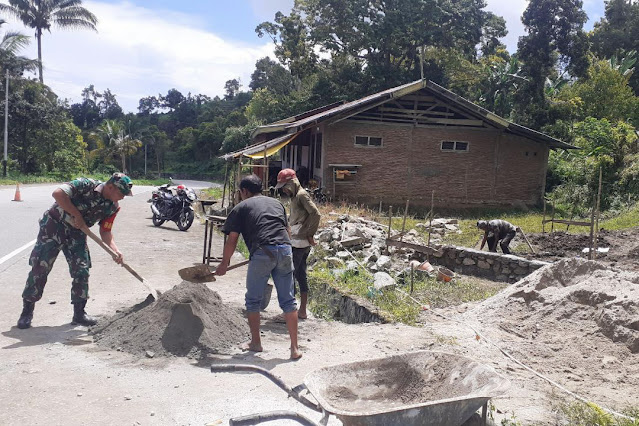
[316,281,388,324]
[431,246,550,282]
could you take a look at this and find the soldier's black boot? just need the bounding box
[72,300,97,326]
[17,300,35,329]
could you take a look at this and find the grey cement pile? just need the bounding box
[91,281,249,358]
[472,258,639,353]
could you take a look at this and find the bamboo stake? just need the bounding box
[551,199,555,234]
[378,200,382,216]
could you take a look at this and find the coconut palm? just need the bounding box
[0,18,38,74]
[95,120,142,173]
[0,0,97,83]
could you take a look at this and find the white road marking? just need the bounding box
[0,239,36,265]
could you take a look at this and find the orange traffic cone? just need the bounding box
[12,183,23,202]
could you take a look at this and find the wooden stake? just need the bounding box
[220,162,228,209]
[593,167,603,260]
[427,191,434,247]
[588,193,596,260]
[551,199,555,234]
[542,197,546,234]
[379,200,382,216]
[387,206,393,254]
[400,199,410,242]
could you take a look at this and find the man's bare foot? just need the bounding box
[240,341,263,352]
[298,312,307,320]
[290,346,302,360]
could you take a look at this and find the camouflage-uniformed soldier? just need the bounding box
[17,173,133,329]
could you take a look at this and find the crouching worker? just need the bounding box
[477,219,517,254]
[17,173,133,329]
[216,174,302,360]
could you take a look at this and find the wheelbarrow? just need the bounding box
[211,350,510,426]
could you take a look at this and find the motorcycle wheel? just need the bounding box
[152,213,165,227]
[177,209,194,231]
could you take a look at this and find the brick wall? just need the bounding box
[323,121,549,208]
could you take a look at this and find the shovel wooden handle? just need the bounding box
[81,227,145,282]
[68,217,158,299]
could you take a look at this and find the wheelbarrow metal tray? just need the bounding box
[304,350,510,426]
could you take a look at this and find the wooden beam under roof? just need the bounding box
[379,107,456,117]
[351,113,485,127]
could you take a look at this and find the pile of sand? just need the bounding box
[91,281,249,358]
[472,258,639,353]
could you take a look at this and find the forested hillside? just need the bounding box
[1,0,638,212]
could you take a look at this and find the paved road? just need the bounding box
[0,180,217,270]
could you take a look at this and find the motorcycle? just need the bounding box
[150,184,197,231]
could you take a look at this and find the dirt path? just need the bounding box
[1,192,636,425]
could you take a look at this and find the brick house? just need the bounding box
[224,79,574,208]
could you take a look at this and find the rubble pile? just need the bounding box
[313,213,450,289]
[414,218,462,244]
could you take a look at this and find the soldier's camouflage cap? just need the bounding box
[107,172,133,196]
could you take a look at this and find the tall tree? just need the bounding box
[590,0,639,93]
[0,0,98,83]
[515,0,589,128]
[0,19,38,74]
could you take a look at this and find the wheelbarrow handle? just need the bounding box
[229,410,320,426]
[211,364,322,413]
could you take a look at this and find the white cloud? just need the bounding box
[4,1,275,112]
[484,0,528,52]
[249,0,294,22]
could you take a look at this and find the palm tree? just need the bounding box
[95,120,142,173]
[0,0,97,83]
[0,18,39,74]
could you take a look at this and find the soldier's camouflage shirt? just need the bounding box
[48,178,120,231]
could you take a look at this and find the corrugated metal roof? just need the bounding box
[247,79,576,151]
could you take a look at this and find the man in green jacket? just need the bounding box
[276,168,321,319]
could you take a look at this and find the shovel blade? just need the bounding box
[178,264,216,282]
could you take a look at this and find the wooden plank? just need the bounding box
[541,219,592,226]
[379,107,455,117]
[401,95,437,102]
[386,239,443,257]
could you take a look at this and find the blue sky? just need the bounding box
[3,0,606,112]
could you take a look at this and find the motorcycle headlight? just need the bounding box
[187,191,197,201]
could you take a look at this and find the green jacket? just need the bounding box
[287,178,321,241]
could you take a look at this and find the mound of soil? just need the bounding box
[91,281,249,358]
[472,258,639,354]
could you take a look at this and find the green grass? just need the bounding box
[407,274,507,308]
[557,401,639,426]
[306,242,503,325]
[0,173,167,187]
[201,187,224,199]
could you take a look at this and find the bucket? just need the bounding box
[437,267,454,282]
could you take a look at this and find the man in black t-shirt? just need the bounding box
[217,174,302,360]
[477,219,518,254]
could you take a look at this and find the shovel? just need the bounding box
[178,260,250,282]
[72,220,159,301]
[516,227,536,254]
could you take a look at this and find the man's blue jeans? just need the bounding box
[246,245,297,313]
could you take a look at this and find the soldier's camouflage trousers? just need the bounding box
[22,213,92,304]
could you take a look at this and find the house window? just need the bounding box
[441,141,469,152]
[355,135,383,147]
